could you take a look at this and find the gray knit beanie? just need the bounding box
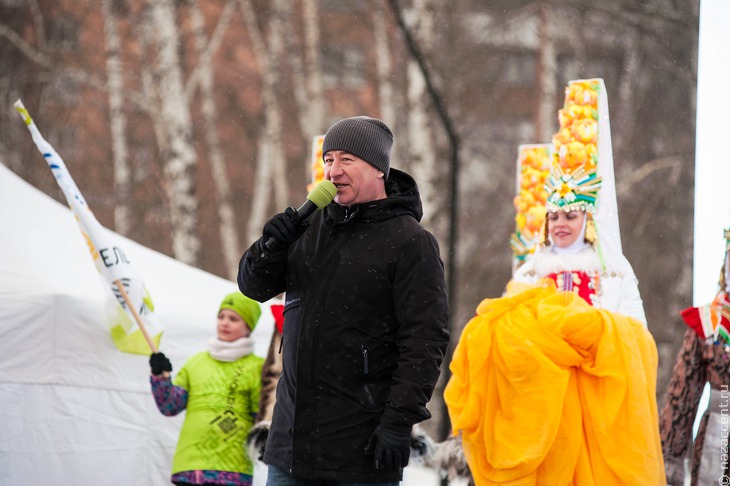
[322,116,393,179]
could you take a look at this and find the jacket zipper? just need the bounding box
[305,233,347,476]
[362,345,375,408]
[362,344,369,374]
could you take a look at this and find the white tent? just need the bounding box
[0,162,276,485]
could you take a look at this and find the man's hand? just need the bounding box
[262,207,309,252]
[149,352,172,376]
[365,425,411,471]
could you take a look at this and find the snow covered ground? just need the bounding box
[252,461,444,485]
[403,464,441,485]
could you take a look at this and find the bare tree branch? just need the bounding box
[0,21,52,68]
[617,156,684,197]
[185,0,237,99]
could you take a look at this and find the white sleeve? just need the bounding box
[512,260,538,285]
[616,270,648,326]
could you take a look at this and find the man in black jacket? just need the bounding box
[238,116,450,485]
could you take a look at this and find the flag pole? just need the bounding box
[115,279,157,353]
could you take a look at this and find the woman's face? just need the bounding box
[547,210,586,248]
[217,309,251,342]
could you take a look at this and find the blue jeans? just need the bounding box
[266,465,399,486]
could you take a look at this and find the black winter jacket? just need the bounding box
[238,169,449,482]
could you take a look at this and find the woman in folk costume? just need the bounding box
[444,79,664,485]
[660,227,730,486]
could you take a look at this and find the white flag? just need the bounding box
[15,99,163,355]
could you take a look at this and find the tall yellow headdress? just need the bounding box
[547,79,603,214]
[542,78,622,268]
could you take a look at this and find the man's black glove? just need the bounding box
[149,352,172,376]
[261,207,310,253]
[365,425,411,471]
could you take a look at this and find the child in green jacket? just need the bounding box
[150,291,264,486]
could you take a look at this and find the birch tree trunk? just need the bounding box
[246,136,273,247]
[102,0,131,235]
[278,0,326,185]
[302,0,326,134]
[139,42,167,162]
[264,1,288,211]
[406,0,438,228]
[373,4,395,128]
[280,0,326,138]
[536,0,557,142]
[189,0,240,279]
[148,0,200,265]
[614,25,640,153]
[239,0,288,244]
[278,0,310,135]
[185,0,236,100]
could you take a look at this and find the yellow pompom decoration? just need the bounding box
[571,119,597,144]
[511,145,552,261]
[525,205,547,234]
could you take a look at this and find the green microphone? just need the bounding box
[305,180,337,213]
[265,180,336,251]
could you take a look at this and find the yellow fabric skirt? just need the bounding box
[444,283,665,485]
